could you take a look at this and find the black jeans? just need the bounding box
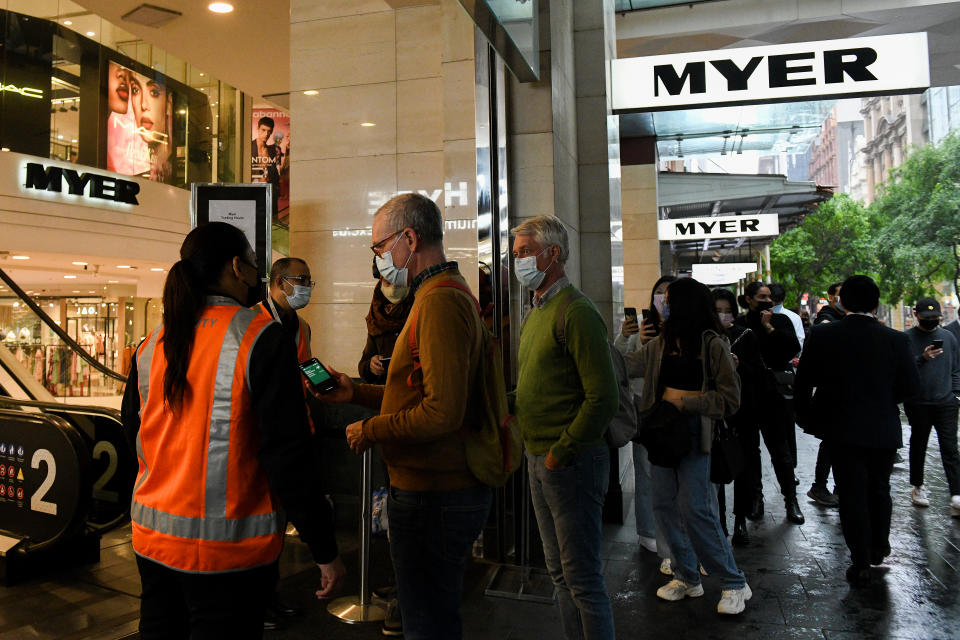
[744,394,797,499]
[905,402,960,495]
[829,443,895,569]
[137,556,275,640]
[813,441,833,488]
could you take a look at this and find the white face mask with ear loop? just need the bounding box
[375,232,414,288]
[514,246,553,290]
[283,280,312,310]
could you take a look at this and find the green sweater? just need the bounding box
[513,285,619,465]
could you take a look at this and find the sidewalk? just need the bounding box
[1,422,958,639]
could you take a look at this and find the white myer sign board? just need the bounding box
[659,213,779,242]
[612,33,929,112]
[692,263,758,285]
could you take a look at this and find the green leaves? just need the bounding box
[771,131,960,306]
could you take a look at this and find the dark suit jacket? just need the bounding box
[794,314,920,449]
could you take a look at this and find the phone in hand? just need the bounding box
[299,358,338,394]
[624,307,638,323]
[641,308,651,322]
[932,339,944,350]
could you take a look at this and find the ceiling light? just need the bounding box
[64,275,77,279]
[1,148,9,152]
[178,109,186,114]
[88,290,95,293]
[117,265,132,269]
[108,280,119,283]
[63,20,72,25]
[11,255,29,260]
[150,267,164,272]
[72,261,88,266]
[208,2,234,13]
[303,90,319,96]
[199,72,205,77]
[86,31,95,36]
[71,139,78,143]
[72,290,80,293]
[360,122,376,127]
[57,135,64,139]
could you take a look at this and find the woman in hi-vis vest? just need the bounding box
[120,222,345,639]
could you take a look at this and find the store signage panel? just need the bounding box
[658,213,779,241]
[22,162,140,205]
[692,262,758,285]
[612,33,929,112]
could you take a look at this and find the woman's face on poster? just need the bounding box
[130,72,169,144]
[107,62,130,114]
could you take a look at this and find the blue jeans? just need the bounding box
[387,485,492,640]
[633,442,671,559]
[527,446,615,640]
[651,420,746,590]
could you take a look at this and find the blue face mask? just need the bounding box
[284,284,311,310]
[514,247,551,290]
[661,304,671,321]
[375,233,413,288]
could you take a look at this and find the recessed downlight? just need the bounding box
[63,275,77,279]
[150,267,164,272]
[72,261,87,266]
[11,255,29,260]
[360,122,376,127]
[116,265,132,269]
[86,31,95,36]
[303,90,319,96]
[208,2,234,13]
[63,20,72,25]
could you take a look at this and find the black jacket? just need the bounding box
[736,310,801,371]
[794,314,921,449]
[814,305,843,325]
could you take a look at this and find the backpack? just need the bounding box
[553,291,638,448]
[406,280,522,487]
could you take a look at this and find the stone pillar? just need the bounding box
[622,138,660,311]
[288,0,480,373]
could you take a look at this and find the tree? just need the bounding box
[770,193,876,306]
[872,132,960,303]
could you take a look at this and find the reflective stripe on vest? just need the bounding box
[256,299,311,361]
[132,299,282,572]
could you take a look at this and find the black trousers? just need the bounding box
[137,555,276,640]
[905,402,960,495]
[744,395,797,500]
[829,443,896,569]
[813,441,833,487]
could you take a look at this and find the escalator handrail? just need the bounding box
[0,395,122,422]
[0,267,127,383]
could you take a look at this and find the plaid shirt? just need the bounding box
[410,261,459,295]
[533,276,571,309]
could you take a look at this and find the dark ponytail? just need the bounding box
[161,222,251,411]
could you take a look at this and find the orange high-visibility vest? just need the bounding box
[255,298,315,431]
[131,297,283,573]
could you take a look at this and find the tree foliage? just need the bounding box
[771,131,960,306]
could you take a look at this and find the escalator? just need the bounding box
[0,268,136,584]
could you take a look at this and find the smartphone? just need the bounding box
[380,356,391,363]
[299,358,338,393]
[641,308,651,322]
[624,307,638,323]
[932,339,944,350]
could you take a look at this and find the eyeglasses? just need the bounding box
[370,230,403,257]
[282,275,316,288]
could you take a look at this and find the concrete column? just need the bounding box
[621,155,660,311]
[288,0,480,372]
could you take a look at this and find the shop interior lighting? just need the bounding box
[361,122,376,127]
[108,280,119,283]
[63,20,72,25]
[63,275,77,279]
[303,90,319,96]
[150,267,164,271]
[86,31,95,36]
[117,265,133,269]
[11,256,29,260]
[1,148,9,152]
[72,261,88,266]
[208,2,234,13]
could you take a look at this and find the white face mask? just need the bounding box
[653,293,666,315]
[375,233,413,288]
[718,312,735,328]
[514,247,550,290]
[381,281,410,304]
[284,284,311,310]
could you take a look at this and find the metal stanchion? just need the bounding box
[328,448,386,623]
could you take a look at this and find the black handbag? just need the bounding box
[710,419,744,484]
[635,399,691,468]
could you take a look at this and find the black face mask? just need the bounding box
[919,318,940,331]
[755,300,774,312]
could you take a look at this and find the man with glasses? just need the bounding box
[254,256,317,630]
[316,193,490,640]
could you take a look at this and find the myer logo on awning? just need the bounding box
[23,163,140,205]
[612,33,929,112]
[658,214,779,242]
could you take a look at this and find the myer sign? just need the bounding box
[23,162,140,205]
[659,214,779,242]
[612,33,929,112]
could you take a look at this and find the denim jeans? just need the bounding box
[633,442,656,539]
[527,446,615,640]
[387,485,492,640]
[651,420,746,590]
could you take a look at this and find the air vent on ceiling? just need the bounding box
[121,4,182,28]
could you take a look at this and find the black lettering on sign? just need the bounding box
[768,53,817,88]
[62,169,92,196]
[25,163,62,191]
[823,48,878,84]
[24,162,141,205]
[710,57,763,91]
[698,221,718,233]
[740,219,760,232]
[654,62,706,97]
[675,222,696,236]
[720,220,737,233]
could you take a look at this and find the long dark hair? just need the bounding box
[162,222,251,411]
[662,278,724,357]
[647,274,676,328]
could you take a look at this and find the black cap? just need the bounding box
[914,297,941,318]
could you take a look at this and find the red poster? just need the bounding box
[252,108,290,224]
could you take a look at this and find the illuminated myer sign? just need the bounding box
[612,33,929,112]
[658,214,779,242]
[24,163,140,205]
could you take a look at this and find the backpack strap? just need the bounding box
[406,280,482,388]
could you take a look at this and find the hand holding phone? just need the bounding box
[932,339,944,350]
[300,357,339,394]
[621,307,639,337]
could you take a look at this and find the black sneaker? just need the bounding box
[381,598,403,637]
[807,484,839,507]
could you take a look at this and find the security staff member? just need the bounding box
[255,257,314,365]
[121,222,344,639]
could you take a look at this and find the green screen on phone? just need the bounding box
[302,360,332,386]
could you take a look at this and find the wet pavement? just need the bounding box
[2,421,959,639]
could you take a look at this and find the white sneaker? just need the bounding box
[657,579,704,601]
[950,495,960,517]
[717,583,752,615]
[912,486,930,507]
[659,558,673,575]
[699,563,708,576]
[638,536,657,553]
